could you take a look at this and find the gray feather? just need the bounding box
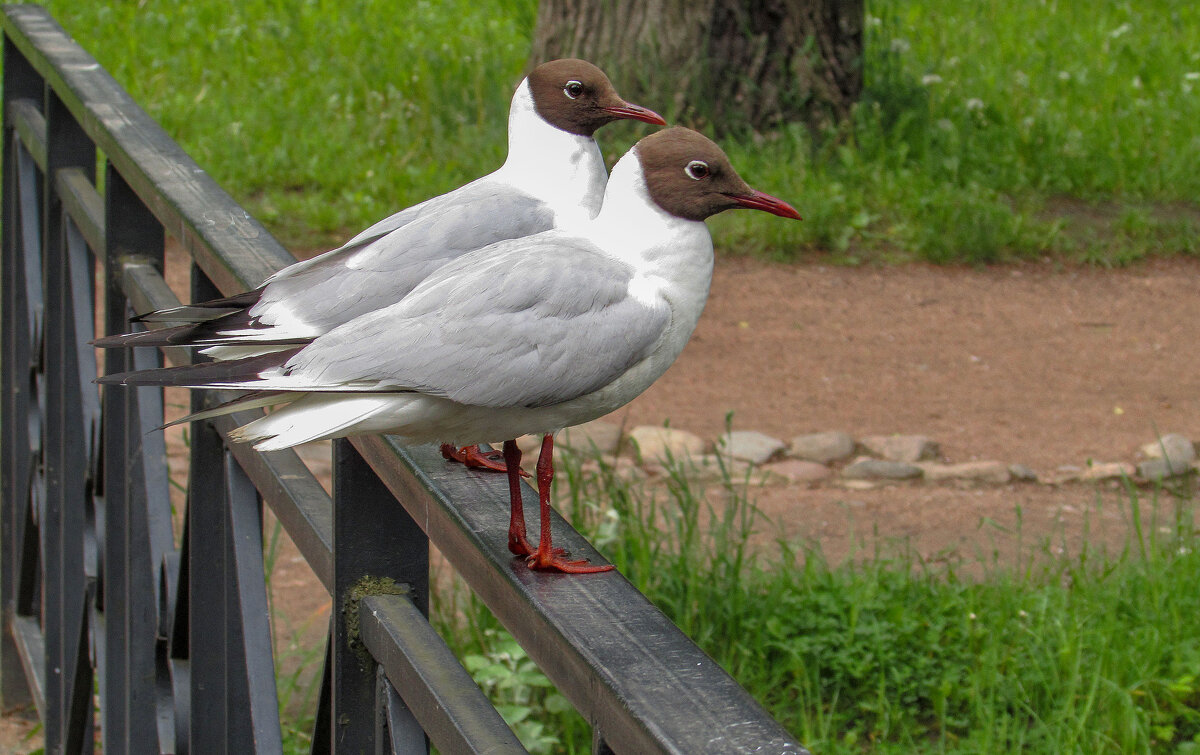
[253,183,555,335]
[280,238,670,409]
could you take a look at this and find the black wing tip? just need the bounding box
[92,324,198,349]
[128,287,264,323]
[95,347,304,389]
[95,371,167,387]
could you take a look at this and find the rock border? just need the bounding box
[508,424,1199,490]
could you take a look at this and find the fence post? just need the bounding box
[0,33,43,711]
[328,438,429,752]
[185,267,283,754]
[42,82,97,753]
[102,161,171,754]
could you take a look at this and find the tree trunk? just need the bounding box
[530,0,864,136]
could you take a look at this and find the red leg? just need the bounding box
[503,440,534,556]
[440,443,526,475]
[504,439,568,560]
[527,434,614,574]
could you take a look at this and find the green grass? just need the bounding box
[431,449,1200,754]
[37,0,537,249]
[29,0,1200,262]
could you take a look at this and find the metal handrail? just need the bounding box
[0,5,808,753]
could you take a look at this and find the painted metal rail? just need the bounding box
[0,5,808,753]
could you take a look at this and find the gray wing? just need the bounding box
[253,181,555,334]
[284,239,671,409]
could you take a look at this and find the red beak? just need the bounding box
[726,190,802,220]
[601,102,668,126]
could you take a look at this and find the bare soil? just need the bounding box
[608,254,1200,565]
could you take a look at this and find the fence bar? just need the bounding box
[1,28,43,713]
[329,438,429,753]
[8,97,45,169]
[359,593,527,755]
[9,615,45,712]
[42,80,97,753]
[222,451,284,752]
[56,167,105,254]
[187,414,231,754]
[103,160,169,754]
[374,666,424,755]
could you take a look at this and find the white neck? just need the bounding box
[585,147,712,267]
[496,80,608,224]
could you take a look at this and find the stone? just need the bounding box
[582,457,645,483]
[679,454,748,483]
[600,456,648,480]
[1137,458,1191,482]
[1139,434,1195,473]
[763,459,832,484]
[627,426,706,463]
[1009,464,1038,482]
[1079,461,1135,481]
[717,430,787,465]
[787,431,856,463]
[559,420,624,456]
[655,454,786,486]
[860,434,940,463]
[842,480,880,490]
[842,458,923,480]
[918,461,1011,484]
[1043,465,1083,484]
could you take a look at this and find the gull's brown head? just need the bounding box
[526,58,667,137]
[635,127,802,223]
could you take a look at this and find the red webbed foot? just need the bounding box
[526,548,615,573]
[440,443,527,475]
[508,532,570,561]
[520,433,616,574]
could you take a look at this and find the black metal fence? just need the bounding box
[0,5,809,753]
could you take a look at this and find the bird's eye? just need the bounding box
[685,160,710,180]
[563,80,584,99]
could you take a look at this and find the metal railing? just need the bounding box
[0,5,809,754]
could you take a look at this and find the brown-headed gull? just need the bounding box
[100,127,801,573]
[96,58,664,471]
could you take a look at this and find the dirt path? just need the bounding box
[597,255,1200,568]
[614,255,1200,472]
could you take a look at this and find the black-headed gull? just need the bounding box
[101,127,801,573]
[96,58,664,471]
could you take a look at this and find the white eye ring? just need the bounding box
[564,80,584,99]
[685,160,710,180]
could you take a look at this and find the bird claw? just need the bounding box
[508,534,570,560]
[526,550,615,574]
[441,443,529,476]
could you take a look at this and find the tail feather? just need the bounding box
[130,288,263,323]
[229,394,398,450]
[94,308,312,351]
[162,391,300,429]
[200,344,305,361]
[93,323,198,348]
[132,307,245,324]
[97,348,303,388]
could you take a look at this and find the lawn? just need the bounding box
[34,0,1200,263]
